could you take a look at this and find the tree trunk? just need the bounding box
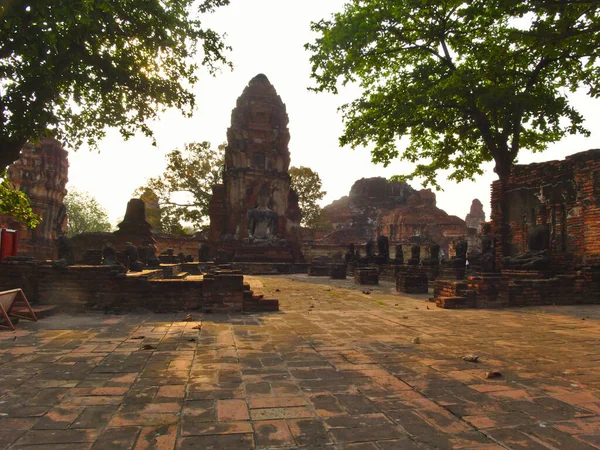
[0,139,26,170]
[495,160,512,267]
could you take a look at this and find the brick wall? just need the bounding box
[491,149,600,269]
[0,262,204,312]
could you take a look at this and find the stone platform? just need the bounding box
[308,265,330,277]
[232,262,309,275]
[396,265,428,294]
[0,261,278,314]
[0,275,599,449]
[354,267,379,285]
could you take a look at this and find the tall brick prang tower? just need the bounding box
[208,74,303,262]
[0,138,69,259]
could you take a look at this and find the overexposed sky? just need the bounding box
[67,0,600,226]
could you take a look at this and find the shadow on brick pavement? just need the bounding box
[0,274,599,449]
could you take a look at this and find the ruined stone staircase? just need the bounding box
[242,282,279,312]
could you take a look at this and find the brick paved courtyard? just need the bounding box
[1,274,599,449]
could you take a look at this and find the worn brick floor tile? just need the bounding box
[143,403,182,414]
[579,402,600,414]
[24,387,71,406]
[377,437,424,449]
[177,433,254,449]
[32,406,85,430]
[271,381,302,397]
[217,399,249,421]
[91,426,140,450]
[0,430,26,448]
[70,405,119,429]
[338,443,378,449]
[487,389,533,401]
[108,413,179,427]
[181,400,215,422]
[336,393,380,414]
[181,421,253,437]
[253,419,294,448]
[416,407,472,434]
[2,405,50,418]
[553,416,600,435]
[309,394,346,416]
[63,395,124,406]
[324,413,392,429]
[248,396,306,409]
[575,433,600,447]
[72,387,130,396]
[329,421,404,443]
[448,430,505,449]
[245,382,272,397]
[134,425,177,450]
[287,418,331,447]
[10,444,93,450]
[518,425,598,450]
[124,386,160,403]
[462,411,535,429]
[156,385,186,398]
[0,417,38,430]
[250,406,314,420]
[469,384,515,393]
[108,373,139,385]
[555,392,600,406]
[484,427,553,450]
[14,429,101,446]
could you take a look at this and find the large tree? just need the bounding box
[306,0,600,186]
[134,141,224,233]
[289,166,327,228]
[64,189,112,237]
[0,0,231,169]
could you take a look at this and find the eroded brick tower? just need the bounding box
[0,138,69,259]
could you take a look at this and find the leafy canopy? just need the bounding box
[134,141,224,233]
[64,189,112,237]
[0,0,231,169]
[0,170,41,228]
[306,0,600,186]
[289,166,327,228]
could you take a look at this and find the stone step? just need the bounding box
[436,296,476,309]
[243,298,279,312]
[257,299,279,311]
[173,272,189,279]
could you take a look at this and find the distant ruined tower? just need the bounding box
[208,74,303,261]
[465,199,486,232]
[0,138,69,259]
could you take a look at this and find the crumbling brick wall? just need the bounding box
[491,149,600,270]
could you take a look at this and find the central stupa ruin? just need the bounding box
[208,74,303,262]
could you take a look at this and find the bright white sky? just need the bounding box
[67,0,600,226]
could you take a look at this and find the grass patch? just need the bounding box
[327,291,344,299]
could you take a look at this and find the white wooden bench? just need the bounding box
[0,289,38,331]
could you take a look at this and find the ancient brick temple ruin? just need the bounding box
[434,149,600,309]
[208,74,303,263]
[0,138,68,259]
[1,196,277,314]
[316,177,467,258]
[492,149,600,268]
[465,199,486,253]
